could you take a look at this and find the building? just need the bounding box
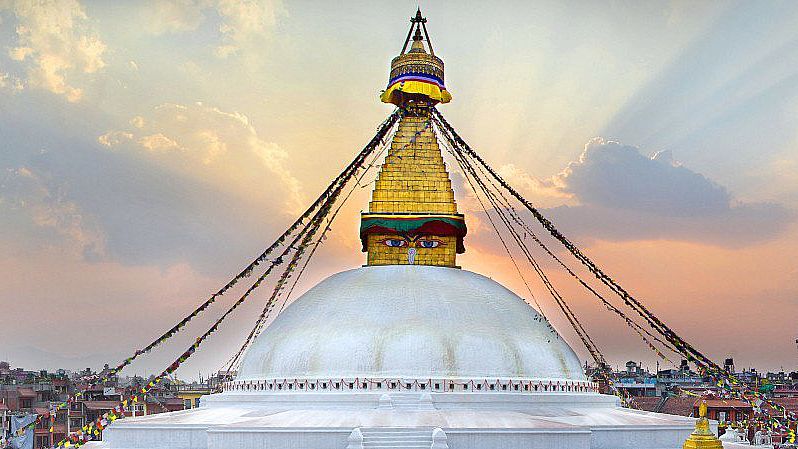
[1,377,69,447]
[83,10,699,449]
[623,358,798,445]
[0,362,192,448]
[171,382,214,410]
[696,398,753,424]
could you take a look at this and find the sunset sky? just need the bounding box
[1,0,797,379]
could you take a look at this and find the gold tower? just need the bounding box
[360,10,466,267]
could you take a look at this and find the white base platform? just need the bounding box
[84,390,699,449]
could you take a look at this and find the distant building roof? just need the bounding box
[698,399,751,409]
[17,387,35,397]
[660,397,697,416]
[629,396,697,416]
[770,398,798,412]
[144,397,184,413]
[630,397,661,411]
[84,401,120,411]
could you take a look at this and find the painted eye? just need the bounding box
[382,239,407,247]
[417,240,441,248]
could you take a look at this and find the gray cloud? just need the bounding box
[546,202,790,246]
[0,100,304,276]
[142,0,284,58]
[87,102,306,274]
[0,166,106,261]
[560,140,730,217]
[538,138,792,246]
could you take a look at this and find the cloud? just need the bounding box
[558,138,732,216]
[144,0,283,58]
[0,71,24,91]
[97,131,133,147]
[138,133,181,151]
[1,0,107,102]
[130,115,145,129]
[93,102,305,271]
[546,202,791,246]
[99,102,303,213]
[0,245,226,373]
[212,0,282,58]
[497,163,572,208]
[0,166,106,260]
[501,138,791,246]
[144,0,207,34]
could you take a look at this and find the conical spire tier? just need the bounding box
[360,111,466,267]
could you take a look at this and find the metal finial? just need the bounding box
[402,8,428,54]
[413,26,423,41]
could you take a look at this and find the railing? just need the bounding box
[222,377,598,394]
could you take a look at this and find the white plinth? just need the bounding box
[86,389,695,449]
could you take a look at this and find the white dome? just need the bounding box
[237,265,585,382]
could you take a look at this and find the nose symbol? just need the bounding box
[407,247,417,264]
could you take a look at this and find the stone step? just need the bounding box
[363,435,431,440]
[363,429,430,433]
[364,441,430,445]
[363,442,432,449]
[362,441,432,448]
[375,393,436,412]
[363,443,432,449]
[354,426,442,449]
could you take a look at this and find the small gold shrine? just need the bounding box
[683,401,723,449]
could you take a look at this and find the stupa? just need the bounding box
[86,10,701,449]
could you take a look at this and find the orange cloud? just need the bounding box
[99,102,305,214]
[3,0,106,102]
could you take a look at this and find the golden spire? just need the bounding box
[682,401,723,449]
[361,10,465,267]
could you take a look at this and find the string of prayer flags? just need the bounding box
[433,107,798,441]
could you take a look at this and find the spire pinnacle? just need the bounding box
[413,25,423,42]
[380,10,450,107]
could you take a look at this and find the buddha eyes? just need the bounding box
[417,239,441,248]
[380,238,443,248]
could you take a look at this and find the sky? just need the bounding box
[0,0,797,379]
